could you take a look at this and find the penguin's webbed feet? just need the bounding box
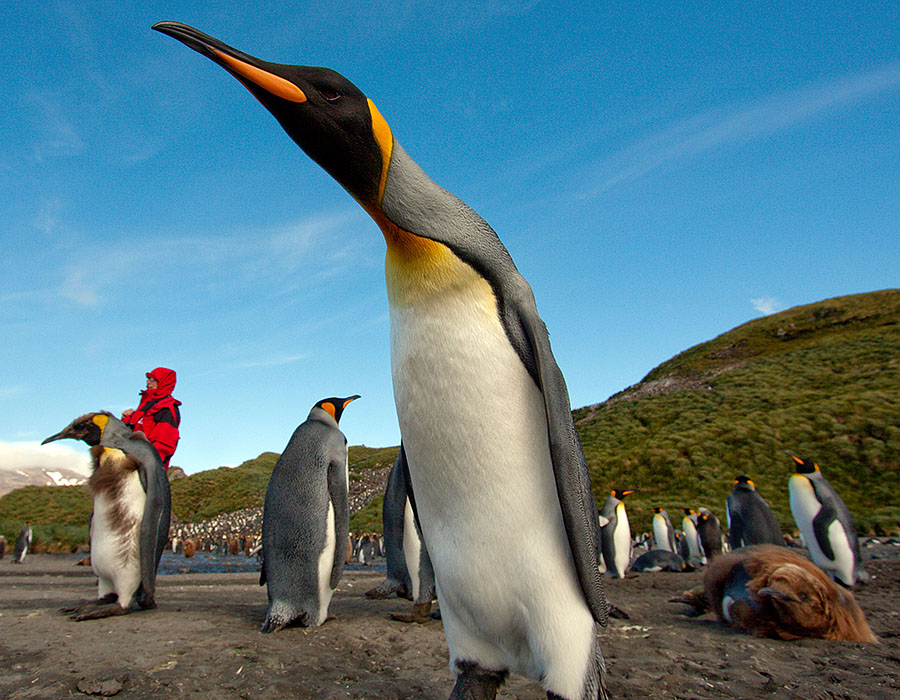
[389,601,434,624]
[449,662,508,700]
[59,593,117,615]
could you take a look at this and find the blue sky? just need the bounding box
[2,2,898,475]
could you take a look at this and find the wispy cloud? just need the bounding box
[751,297,780,315]
[586,63,900,195]
[0,385,28,401]
[27,92,85,163]
[59,268,102,307]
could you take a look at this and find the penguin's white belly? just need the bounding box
[789,476,854,583]
[91,473,145,605]
[402,498,422,601]
[653,516,672,552]
[314,501,336,626]
[389,283,594,691]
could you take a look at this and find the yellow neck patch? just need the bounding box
[367,99,393,204]
[92,414,109,434]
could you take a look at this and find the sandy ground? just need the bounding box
[1,548,898,700]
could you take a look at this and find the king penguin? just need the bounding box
[154,22,609,700]
[259,395,359,632]
[652,508,677,553]
[726,474,784,550]
[681,508,705,565]
[42,412,171,618]
[367,447,437,623]
[598,489,635,579]
[696,508,724,561]
[788,454,868,586]
[13,522,32,564]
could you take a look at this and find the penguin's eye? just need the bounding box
[318,87,341,102]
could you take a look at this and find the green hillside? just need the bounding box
[3,289,898,550]
[0,445,398,552]
[576,288,900,535]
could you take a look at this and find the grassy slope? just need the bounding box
[576,289,900,535]
[3,289,897,549]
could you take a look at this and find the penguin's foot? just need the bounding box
[365,582,410,600]
[70,599,130,621]
[669,585,710,616]
[60,593,118,615]
[449,662,507,700]
[389,601,434,624]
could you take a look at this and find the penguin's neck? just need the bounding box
[365,143,501,308]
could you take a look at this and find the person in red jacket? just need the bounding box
[122,367,181,471]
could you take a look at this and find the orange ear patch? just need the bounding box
[320,402,337,420]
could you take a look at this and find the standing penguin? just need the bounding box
[155,23,609,700]
[696,508,724,561]
[366,447,437,621]
[726,474,784,550]
[788,455,867,586]
[13,522,32,564]
[681,508,705,565]
[598,489,636,579]
[42,412,171,618]
[652,508,677,553]
[259,395,359,632]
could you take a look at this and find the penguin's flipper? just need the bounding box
[327,456,350,590]
[811,499,838,561]
[515,302,608,625]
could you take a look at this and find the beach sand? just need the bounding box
[1,548,898,699]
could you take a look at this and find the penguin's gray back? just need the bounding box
[727,487,784,549]
[261,415,349,629]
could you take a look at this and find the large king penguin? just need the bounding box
[788,455,867,586]
[42,412,171,618]
[260,395,359,632]
[726,474,784,550]
[154,22,609,699]
[598,489,635,578]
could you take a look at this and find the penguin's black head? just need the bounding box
[153,22,391,209]
[612,489,636,500]
[683,507,696,516]
[42,412,110,447]
[734,473,755,489]
[788,454,819,474]
[314,395,360,425]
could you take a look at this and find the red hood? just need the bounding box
[142,367,177,401]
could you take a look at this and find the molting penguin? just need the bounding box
[652,508,676,552]
[788,455,868,586]
[598,489,636,579]
[726,474,784,549]
[259,395,359,632]
[681,508,705,565]
[671,545,876,642]
[42,412,171,618]
[13,522,32,564]
[696,508,723,561]
[154,22,609,700]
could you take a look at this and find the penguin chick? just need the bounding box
[260,396,359,632]
[685,545,876,642]
[788,454,868,586]
[155,22,610,700]
[42,412,171,619]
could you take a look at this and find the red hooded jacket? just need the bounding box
[122,367,181,471]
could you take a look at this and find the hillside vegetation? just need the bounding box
[2,289,897,550]
[576,288,900,535]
